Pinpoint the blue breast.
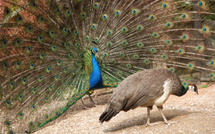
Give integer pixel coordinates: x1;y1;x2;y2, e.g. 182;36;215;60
89;54;103;89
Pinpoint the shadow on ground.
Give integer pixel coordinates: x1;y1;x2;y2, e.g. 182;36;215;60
103;109;195;132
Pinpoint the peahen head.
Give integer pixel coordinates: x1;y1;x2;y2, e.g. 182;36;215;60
92;47;98;55
188;84;198;94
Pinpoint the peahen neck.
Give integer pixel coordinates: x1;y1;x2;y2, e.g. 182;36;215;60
89;54;103;89
179;85;189;96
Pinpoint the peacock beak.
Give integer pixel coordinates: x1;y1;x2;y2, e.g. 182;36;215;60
95;53;99;57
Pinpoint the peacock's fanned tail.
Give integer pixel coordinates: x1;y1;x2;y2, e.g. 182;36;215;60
0;0;214;133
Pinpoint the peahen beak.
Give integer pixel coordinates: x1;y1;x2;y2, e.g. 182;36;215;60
195;90;198;95
194;85;198;95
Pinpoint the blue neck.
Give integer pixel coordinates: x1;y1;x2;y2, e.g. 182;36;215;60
181;85;188;95
89;54;103;89
176;85;188;96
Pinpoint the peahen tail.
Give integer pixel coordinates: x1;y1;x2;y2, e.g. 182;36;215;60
0;0;215;133
99;105;120;123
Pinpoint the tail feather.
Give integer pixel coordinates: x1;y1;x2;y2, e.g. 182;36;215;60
99;105;119;123
1;0;215;133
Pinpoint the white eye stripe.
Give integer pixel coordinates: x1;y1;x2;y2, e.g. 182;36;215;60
188;85;194;90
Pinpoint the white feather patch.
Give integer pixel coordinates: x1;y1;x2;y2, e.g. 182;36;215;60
154;80;171;107
188;85;194;91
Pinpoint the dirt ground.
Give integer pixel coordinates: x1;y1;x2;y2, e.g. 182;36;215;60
35;84;215;134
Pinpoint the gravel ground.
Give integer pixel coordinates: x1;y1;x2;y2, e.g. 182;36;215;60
35;84;215;134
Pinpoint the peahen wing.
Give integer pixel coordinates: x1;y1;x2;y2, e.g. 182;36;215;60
0;0;214;133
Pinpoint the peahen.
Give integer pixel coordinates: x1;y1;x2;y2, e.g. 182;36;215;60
0;0;214;133
99;68;198;125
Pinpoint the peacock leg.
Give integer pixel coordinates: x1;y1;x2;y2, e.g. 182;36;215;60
88;94;96;106
157;106;177;125
81;98;87;109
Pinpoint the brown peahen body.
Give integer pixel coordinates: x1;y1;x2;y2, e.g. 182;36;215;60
99;69;198;125
0;0;214;133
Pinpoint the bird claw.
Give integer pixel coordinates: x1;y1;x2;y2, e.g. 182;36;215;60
82;106;88;109
146;121;177;127
164;121;177;126
146;123;150;127
93;104;97;107
146;122;160;127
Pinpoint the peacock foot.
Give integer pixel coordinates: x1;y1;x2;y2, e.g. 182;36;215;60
164;121;177;126
82;106;88;109
92;104;97;107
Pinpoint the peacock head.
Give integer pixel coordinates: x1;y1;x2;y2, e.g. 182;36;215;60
188;84;198;95
92;47;98;55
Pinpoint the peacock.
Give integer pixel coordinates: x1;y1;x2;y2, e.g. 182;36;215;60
99;68;198;125
0;0;214;133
